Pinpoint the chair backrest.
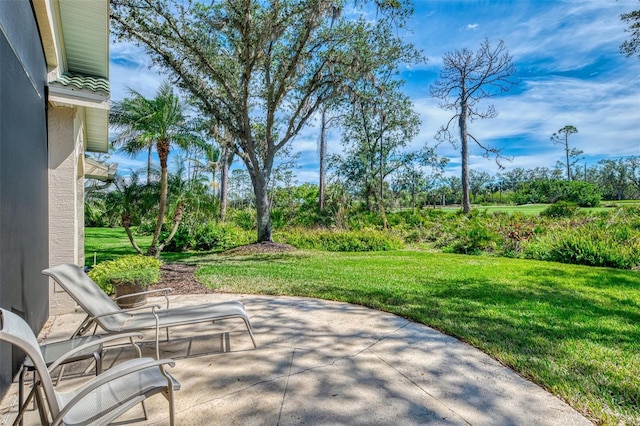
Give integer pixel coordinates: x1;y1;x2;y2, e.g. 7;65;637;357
42;264;128;332
0;308;61;419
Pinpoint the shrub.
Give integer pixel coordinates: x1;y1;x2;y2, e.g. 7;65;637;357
548;233;639;269
194;223;253;251
523;209;640;269
277;228;403;252
164;222;254;252
229;209;256;231
497;217;537;257
346;210;386;230
88;254;162;294
444;218;499;255
163;226;195;252
540;201;579;218
514;180;601;207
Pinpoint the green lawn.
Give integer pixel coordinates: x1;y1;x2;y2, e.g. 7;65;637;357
438;201;640;215
85;227;153;266
433;204;550;215
86;227;640;424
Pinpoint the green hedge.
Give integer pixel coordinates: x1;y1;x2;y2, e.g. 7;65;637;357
277;228;404;252
88;254;162;294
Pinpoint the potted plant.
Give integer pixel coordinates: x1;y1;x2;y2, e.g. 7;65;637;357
88;255;162;308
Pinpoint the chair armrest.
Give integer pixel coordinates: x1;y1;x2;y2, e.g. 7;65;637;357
47;332;144;373
113;287;173;300
52;357;177;426
87;303;163;322
86;304;162;360
75;304;162;359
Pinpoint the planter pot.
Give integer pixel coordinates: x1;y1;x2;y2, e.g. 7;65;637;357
113;281;147;309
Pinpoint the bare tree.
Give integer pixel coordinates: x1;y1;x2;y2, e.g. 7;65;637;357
551;125;581;181
430;38;517;213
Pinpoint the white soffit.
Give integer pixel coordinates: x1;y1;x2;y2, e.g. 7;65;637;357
54;0;110;153
58;0;109;79
85;108;109;153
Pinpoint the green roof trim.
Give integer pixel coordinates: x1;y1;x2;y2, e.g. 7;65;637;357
51;73;110;95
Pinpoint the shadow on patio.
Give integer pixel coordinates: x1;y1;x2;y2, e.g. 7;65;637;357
1;293;590;425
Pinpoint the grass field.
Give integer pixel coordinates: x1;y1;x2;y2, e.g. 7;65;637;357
438;201;640;215
86;226;640;424
85;227;153;266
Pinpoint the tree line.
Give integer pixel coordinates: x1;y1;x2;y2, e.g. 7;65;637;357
92;0;639;256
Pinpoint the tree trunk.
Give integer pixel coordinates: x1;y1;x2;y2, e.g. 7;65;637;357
122;214;143;254
147;139;169;257
219;146;231;222
253;172;272;242
319;109;327;212
565;143;571;181
147;145;153;185
157;203;184;252
411;181;416;212
459;101;471;214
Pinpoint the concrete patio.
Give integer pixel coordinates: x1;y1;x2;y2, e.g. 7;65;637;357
1;293;591;425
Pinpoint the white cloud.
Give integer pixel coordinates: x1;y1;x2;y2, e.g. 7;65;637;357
107;1;640;185
110;41;164;100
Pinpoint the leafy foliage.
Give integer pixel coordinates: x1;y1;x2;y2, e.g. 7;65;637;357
277;228;403;251
111;0;420;242
525;206;640;269
513;179;601;207
110;83;197;256
163;222;254;252
540;201;579;218
88;254;161;293
621;6;640;59
550;125;581;181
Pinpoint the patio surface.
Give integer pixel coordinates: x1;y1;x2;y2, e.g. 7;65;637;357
1;293;591;425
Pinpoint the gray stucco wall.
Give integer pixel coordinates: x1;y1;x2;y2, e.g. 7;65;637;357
0;1;50;395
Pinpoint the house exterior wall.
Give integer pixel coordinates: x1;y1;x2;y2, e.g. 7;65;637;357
48;106;86;315
0;1;50;395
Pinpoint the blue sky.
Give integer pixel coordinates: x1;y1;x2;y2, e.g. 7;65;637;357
109;0;640;183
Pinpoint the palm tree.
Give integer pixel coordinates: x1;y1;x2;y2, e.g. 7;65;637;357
193;117;235;222
110;82;195;256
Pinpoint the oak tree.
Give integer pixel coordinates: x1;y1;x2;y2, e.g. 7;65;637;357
111;0;415;242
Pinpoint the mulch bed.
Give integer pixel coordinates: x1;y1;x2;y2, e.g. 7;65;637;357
150;242;295;295
149;263;212;295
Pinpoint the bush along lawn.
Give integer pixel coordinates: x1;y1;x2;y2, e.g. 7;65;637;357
88;204;640;270
195;250;640;425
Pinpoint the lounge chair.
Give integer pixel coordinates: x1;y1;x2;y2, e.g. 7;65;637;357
42;264;257;355
0;308;179;425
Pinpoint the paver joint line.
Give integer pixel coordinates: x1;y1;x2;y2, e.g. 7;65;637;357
277;348;296;426
368;348;473;426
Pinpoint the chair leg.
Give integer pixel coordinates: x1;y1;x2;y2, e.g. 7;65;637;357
33;384;49;426
243;319;257;348
54;365;65;385
93;351;102;375
141;400;149;420
169;385;176;426
17;367;25;426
